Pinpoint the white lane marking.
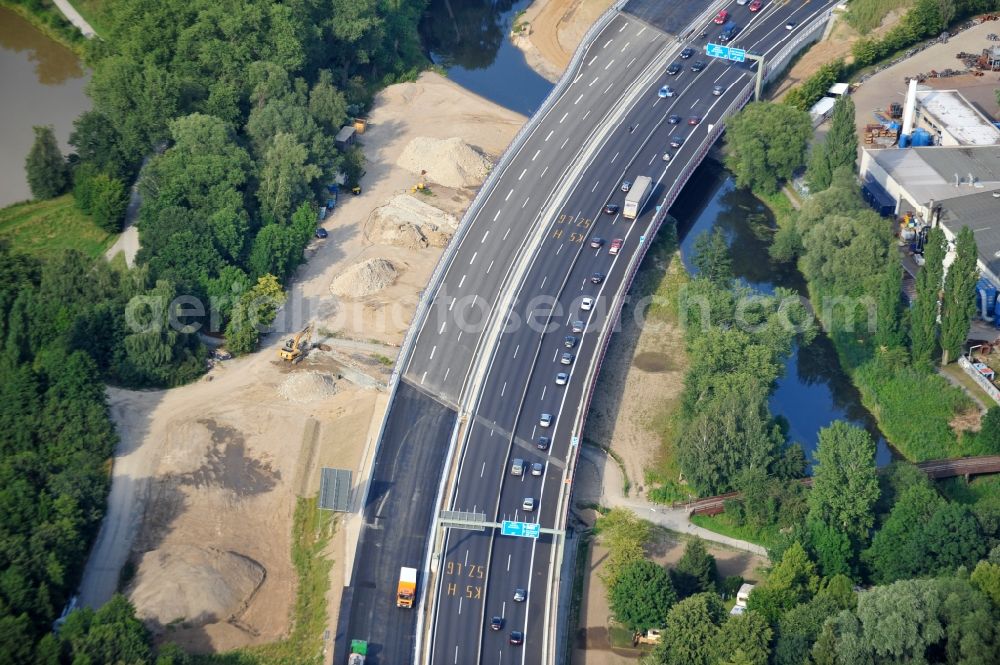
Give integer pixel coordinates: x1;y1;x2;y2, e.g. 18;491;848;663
503;227;511;240
465;550;470;566
430;346;436;359
587;55;597;66
505;188;513;201
561;137;569;149
649;154;656;166
487;260;494;274
574;94;584;105
519;169;526;180
583;110;590;120
421;371;427;384
481;462;486;477
502;601;507;618
611;151;619;163
627;56;636;68
552;349;559;362
457;331;463;342
573;74;582;84
589;76;599;87
618;23;626;32
493;210;500;221
545;130;554;141
513;344;520;359
482;230;489;243
560;112;568;123
507;554;512;571
541;166;548;177
540;275;547;289
522;197;530;208
602;38;612;48
470;251;477;264
690;98;701;109
604;59;614;70
532;149;540;161
439;321;446;333
501;382;507;396
458;597;462;615
541;385;547;400
620;42;630;52
556;243;563;255
444;367;450;381
454;646;459;665
458;275;466;288
637;26;646;36
604;82;614;94
591;181;600;192
449;298;456;311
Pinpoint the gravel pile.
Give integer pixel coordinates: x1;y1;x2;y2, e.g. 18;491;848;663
278;371;338;402
397;136;492;189
329;257;398;298
369;194;458;249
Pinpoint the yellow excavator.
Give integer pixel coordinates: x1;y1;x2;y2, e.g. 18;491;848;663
278;323;313;363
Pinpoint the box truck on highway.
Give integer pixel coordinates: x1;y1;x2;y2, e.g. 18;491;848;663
348;639;368;664
397;567;417;608
623;176;653;219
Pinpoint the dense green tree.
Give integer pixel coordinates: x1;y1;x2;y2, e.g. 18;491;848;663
671;537;717;598
609;559;676;633
808;422;879;541
649;593;726;665
746;542;818;624
725;102;812;194
58;594;152;664
712;612;772;665
597;508;651;589
972;560;1000;607
911;227;947;364
691;229;732;286
89;172;130;233
309;70;348;130
980;407;1000;452
25;125;69;200
256;132;321;223
875;254;905;349
225;274;286;355
784;60;845;112
807;519;854;578
823;96;858;176
155;643;193;664
940;226;978;364
806;139;832;192
69;110;133;181
772;593;840;665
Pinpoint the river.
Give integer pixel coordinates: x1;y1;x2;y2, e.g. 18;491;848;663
0;7;91;207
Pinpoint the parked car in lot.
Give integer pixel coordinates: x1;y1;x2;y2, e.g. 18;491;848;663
315;228;328;239
609;238;623;255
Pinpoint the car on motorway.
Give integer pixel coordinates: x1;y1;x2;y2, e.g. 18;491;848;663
603;203;619;215
688;116;702;126
491;616;503;631
785;21;796;30
657;85;675;98
714;9;729;24
540;413;553;427
666;62;681;75
691;60;706;72
511;458;524;476
749;0;763;11
510;631;524;646
571;320;585;333
609;238;623;255
712;84;725;96
670;135;685;148
522;497;535;512
564;335;577;348
514;588;526;602
621;180;631;192
668;114;681;124
536;436;550;450
590;237;604;249
561;352;574;365
315;227;328;239
591;272;604;284
680;47;694;59
581;297;594;311
531;462;544;476
662;152;671;161
555;372;568;385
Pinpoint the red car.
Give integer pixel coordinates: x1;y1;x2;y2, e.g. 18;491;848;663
714;9;729;24
609;238;623;255
749;0;763;11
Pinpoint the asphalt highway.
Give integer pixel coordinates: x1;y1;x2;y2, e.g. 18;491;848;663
428;1;839;664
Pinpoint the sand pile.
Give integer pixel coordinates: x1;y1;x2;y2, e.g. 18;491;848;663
397;137;492;188
278;371;338;402
330;258;398;298
128;545;265;631
369;194;458;249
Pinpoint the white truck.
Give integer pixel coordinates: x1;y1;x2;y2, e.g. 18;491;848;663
623;176;653;219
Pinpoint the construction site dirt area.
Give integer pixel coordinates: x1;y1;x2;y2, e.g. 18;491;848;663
515;0;616;81
80;71;525;654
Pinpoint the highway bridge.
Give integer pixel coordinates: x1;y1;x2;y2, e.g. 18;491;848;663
335;0;838;663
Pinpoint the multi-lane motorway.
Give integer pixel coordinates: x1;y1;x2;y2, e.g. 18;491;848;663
337;1;837;663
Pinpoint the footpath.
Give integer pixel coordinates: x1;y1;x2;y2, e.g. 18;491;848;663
579;445;769;557
52;0;97;38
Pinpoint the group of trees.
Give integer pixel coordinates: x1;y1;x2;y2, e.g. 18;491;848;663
724;102;813;195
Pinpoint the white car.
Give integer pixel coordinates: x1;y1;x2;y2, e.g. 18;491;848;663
531;462;544;477
555;372;568;385
522;497;536;512
540;413;553;427
514;588;526;602
581;297;594;311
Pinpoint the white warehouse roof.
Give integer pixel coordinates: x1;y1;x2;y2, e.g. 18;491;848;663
916;89;1000;146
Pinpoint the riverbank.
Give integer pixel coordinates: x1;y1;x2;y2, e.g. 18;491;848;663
0;0;88;55
513;0;615;82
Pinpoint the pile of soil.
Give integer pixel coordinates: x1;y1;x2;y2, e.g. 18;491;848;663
368;194;458;249
277;371;338;402
329;258;398;298
397;136;492;189
128;545;265;631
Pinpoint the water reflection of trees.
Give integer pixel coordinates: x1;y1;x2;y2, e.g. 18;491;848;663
0;8;85;85
421;0;517;70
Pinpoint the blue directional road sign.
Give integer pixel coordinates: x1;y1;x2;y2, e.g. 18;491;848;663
706;43;729;59
729;47;746;63
501;520;541;539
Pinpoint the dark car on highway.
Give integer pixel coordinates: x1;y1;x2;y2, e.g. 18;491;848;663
668;114;681;124
691;60;706;72
666;62;681;75
591;273;604;284
688;116;701;126
590;237;604;249
536;436;550;450
510;631;524;646
603;203;619;215
670;135;685;148
491;616;503;631
680;47;694;59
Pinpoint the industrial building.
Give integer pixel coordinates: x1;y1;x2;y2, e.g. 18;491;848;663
912;88;1000;146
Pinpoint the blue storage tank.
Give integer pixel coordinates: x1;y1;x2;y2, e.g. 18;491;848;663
911;128;933;146
898;134;910;148
977;278;998;321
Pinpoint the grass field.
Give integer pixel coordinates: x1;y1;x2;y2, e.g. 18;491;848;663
689;514;783;551
70;0;111;37
0;195;117;261
844;0;910;35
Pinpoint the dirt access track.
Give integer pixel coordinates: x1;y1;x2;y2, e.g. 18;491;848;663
77;73;524;653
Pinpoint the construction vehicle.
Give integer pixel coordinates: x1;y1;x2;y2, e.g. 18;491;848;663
278;323;313;363
348;639;368;664
623;176;653;219
396;567;417;608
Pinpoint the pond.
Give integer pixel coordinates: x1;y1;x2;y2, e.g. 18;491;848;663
674;159;893;467
0;8;91;207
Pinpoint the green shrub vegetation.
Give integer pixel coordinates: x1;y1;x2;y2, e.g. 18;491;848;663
0;195;117;261
844;0;912;34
